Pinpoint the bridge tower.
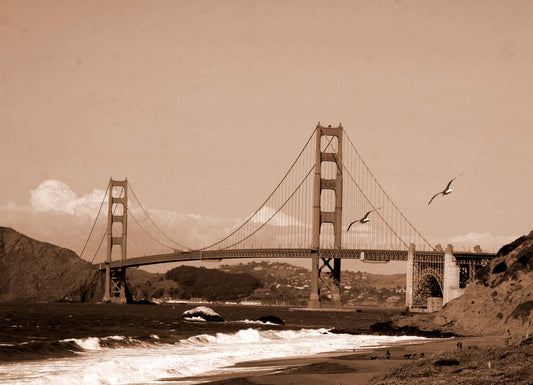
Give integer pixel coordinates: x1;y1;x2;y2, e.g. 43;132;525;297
103;178;128;303
309;123;343;309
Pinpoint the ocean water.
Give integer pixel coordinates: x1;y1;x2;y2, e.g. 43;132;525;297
0;303;428;384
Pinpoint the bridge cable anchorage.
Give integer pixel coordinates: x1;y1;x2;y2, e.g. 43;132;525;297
90;185;124;264
198;128;317;251
80;182;109;260
127;181;191;251
213;165;314;251
343;132;433;251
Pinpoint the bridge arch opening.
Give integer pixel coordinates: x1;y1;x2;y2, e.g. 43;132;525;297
415;273;443;307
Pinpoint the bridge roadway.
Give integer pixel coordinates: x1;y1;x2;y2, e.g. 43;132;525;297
96;248;496;270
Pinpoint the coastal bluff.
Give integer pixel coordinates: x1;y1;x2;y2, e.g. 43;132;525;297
397;230;533;339
0;226;104;302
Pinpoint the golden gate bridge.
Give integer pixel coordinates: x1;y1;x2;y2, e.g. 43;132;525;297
80;124;495;310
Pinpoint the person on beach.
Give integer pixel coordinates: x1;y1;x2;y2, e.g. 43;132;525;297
386;350;390;360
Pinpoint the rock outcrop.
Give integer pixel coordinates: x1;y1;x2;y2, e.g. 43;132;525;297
397;230;533;339
257;315;285;325
0;227;104;302
181;306;225;322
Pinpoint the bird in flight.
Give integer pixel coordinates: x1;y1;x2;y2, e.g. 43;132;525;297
427;174;463;205
347;208;381;231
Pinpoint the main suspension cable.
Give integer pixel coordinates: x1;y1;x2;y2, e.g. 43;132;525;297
219;165;315;251
89;185;124;264
344;132;433;250
200;128;316;251
80;182;109;259
128;182;191;251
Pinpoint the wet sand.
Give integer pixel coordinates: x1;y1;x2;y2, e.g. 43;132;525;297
186;336;511;385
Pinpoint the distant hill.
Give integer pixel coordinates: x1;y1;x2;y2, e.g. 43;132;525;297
164;265;262;300
221;261;405;288
221;261;406;307
397;230;533;339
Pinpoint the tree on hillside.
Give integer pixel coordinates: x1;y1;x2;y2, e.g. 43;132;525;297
164;265;262;301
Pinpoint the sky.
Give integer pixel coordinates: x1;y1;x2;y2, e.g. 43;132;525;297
1;0;532;274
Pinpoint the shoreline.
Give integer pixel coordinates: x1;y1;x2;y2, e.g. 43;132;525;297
180;335;509;385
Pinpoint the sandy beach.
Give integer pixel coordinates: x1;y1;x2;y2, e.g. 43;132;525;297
184;335;521;385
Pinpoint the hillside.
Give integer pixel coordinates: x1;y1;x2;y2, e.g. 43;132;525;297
0;226;103;302
163;265;262;300
396;230;533;340
221;261;406;307
0;227;166;303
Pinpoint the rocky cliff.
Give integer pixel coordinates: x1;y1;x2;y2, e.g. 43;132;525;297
0;226;104;302
397;230;533;339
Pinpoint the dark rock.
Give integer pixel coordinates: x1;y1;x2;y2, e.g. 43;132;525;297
434;358;460;366
367;321;456;338
130;299;157;305
492;261;507;274
257;315;284;325
510;301;533;321
497;236;527;258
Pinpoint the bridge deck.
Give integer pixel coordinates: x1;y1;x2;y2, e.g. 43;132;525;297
95;248;496;270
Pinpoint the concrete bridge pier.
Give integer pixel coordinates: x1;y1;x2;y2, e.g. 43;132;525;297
405;243;414;309
443;244;463;304
308;254;320;308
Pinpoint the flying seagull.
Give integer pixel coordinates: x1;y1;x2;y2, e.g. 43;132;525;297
347;208;381;231
427;174;462;205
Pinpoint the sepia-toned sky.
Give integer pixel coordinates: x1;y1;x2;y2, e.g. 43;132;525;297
1;0;532;273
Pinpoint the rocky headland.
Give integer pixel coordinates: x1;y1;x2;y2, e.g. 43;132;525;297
0;226;104;302
0;226;162;303
395;230;533;341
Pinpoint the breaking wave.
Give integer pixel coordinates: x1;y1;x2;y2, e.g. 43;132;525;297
0;328;430;384
0;335;158;362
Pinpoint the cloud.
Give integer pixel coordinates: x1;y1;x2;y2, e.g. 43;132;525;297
147;208;242;249
30;180;106;215
2;179;249;255
437;232;519;253
250;206;305;227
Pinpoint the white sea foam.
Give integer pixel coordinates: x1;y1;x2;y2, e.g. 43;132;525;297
107;336;125;340
61;335;132;351
0;329;430;385
237;319;276;325
63;337;102;351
